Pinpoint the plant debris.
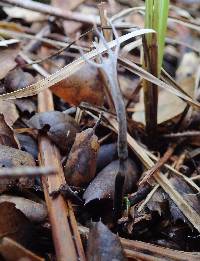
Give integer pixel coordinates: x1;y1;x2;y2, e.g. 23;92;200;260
0;0;199;260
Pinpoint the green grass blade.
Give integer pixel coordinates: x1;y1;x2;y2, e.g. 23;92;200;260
157;0;169;73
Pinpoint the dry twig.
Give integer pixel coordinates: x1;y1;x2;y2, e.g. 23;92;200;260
0;0;99;24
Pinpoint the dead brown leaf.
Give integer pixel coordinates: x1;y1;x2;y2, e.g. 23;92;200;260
0;100;19;126
0;195;47;223
51;64;104;106
0;145;35;192
169;176;200;225
28;111;79;153
4;68;36;115
0;43;20;80
17;134;38;159
87;221;126;261
0;113;19;148
64;128;100;187
4;68;35;93
83;159;139;205
146;187;168;216
0;202;34;247
96;143;117;173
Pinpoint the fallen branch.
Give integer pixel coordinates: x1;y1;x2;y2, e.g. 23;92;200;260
38;89;85;261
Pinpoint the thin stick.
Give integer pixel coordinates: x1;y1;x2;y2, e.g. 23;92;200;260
139;143;177;185
0;166;56;178
38;90;85;261
98;3;115;111
32;46;85;259
0;0;99;24
163;131;200;138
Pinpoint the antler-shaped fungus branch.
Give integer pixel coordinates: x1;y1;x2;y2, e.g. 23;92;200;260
81;21;128;221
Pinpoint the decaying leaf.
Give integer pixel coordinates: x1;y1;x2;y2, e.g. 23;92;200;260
64;128;100;187
0;237;44;261
83;159;138;205
0;202;34;247
52;0;82;35
87;221;126;261
15;98;36;115
96;143;117;173
0;113;19;148
3;6;46;22
0;100;19;126
17;134;38;159
0;42;20;80
146;187;168;216
0;195;47;223
4;68;36;115
0;145;35;192
169;176;200;225
147;175;200;226
28;111;79;153
4;68;35;93
51;64;104;106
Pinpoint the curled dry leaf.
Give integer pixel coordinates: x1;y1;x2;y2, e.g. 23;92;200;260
4;68;35;93
147;176;200;226
169;176;200;225
0;42;20;80
28;111;79;153
51;64;104;106
83;159;139;205
146;187;168;216
0;195;47;223
4;68;36;115
0;100;18;126
0;237;44;261
17;134;38;159
64;128;99;187
0;202;34;247
87;221;126;261
15;98;36;115
0;145;35;192
96;143;117;173
0;113;19;148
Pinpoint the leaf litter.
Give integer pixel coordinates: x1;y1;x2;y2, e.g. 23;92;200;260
0;0;199;260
